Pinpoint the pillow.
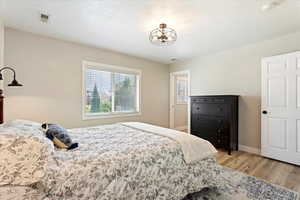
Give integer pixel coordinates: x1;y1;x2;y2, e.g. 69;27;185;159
1;120;53;148
0;120;54;186
4;119;42;130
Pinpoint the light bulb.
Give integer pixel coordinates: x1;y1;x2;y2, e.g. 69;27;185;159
261;4;271;11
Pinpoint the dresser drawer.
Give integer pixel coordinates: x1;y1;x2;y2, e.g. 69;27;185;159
212;98;225;103
191;103;227;117
191;97;226;103
191;98;212;103
191;130;217;145
191;117;223;132
192;126;229;149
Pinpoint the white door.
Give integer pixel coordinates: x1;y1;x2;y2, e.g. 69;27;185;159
261;51;300;165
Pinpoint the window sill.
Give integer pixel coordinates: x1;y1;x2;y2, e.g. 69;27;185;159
82;112;141;120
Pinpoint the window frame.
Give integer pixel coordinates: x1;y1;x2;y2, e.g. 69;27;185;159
82;61;142;120
175;75;188;105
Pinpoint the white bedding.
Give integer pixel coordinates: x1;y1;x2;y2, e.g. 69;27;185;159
0;120;54;186
0;120;223;200
122;122;217;163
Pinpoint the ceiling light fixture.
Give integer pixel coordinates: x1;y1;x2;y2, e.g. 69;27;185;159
149;23;177;46
261;0;286;11
40;13;49;23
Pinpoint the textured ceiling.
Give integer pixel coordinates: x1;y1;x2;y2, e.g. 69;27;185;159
1;0;300;63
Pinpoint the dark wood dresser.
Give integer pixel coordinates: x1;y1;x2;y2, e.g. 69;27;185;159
190;95;239;155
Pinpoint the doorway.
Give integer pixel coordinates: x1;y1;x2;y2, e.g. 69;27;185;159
170;70;190;133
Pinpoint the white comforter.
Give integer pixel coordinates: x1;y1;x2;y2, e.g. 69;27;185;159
122;122;217;163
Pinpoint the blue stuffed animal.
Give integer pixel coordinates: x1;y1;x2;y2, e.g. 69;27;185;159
41;123;78;150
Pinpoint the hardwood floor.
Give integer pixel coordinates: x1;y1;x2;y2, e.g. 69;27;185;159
216;150;300;193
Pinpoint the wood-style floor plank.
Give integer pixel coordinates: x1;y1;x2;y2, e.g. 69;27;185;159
217;150;300;193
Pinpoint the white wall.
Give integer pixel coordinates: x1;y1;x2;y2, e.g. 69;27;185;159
4;28;169;128
0;18;3;66
170;30;300;149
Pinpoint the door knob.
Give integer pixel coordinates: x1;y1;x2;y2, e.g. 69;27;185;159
262;110;268;114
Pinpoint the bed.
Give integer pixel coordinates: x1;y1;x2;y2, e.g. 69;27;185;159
0;120;222;200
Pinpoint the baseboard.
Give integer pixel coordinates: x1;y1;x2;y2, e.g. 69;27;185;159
238;145;261;155
174;126;188;131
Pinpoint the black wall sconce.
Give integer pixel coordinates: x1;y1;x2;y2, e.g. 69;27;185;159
0;67;23;123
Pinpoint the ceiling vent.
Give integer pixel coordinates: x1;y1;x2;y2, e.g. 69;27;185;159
40;13;49;23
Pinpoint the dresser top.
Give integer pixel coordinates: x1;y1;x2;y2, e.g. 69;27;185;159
190;95;239;97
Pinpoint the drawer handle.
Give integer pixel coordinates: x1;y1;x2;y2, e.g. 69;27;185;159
197;107;200;110
214;99;225;102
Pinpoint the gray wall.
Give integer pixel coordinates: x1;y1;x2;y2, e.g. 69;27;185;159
170;31;300;149
4;28;169;128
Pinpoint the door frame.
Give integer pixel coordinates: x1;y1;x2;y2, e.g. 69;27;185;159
170;70;191;133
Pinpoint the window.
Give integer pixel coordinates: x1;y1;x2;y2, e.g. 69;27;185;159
176;76;188;104
83;61;141;119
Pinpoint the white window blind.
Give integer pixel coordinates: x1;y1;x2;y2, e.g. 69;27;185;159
176;76;188;104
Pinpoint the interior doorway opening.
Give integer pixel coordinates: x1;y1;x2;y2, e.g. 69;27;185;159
170;70;190;133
